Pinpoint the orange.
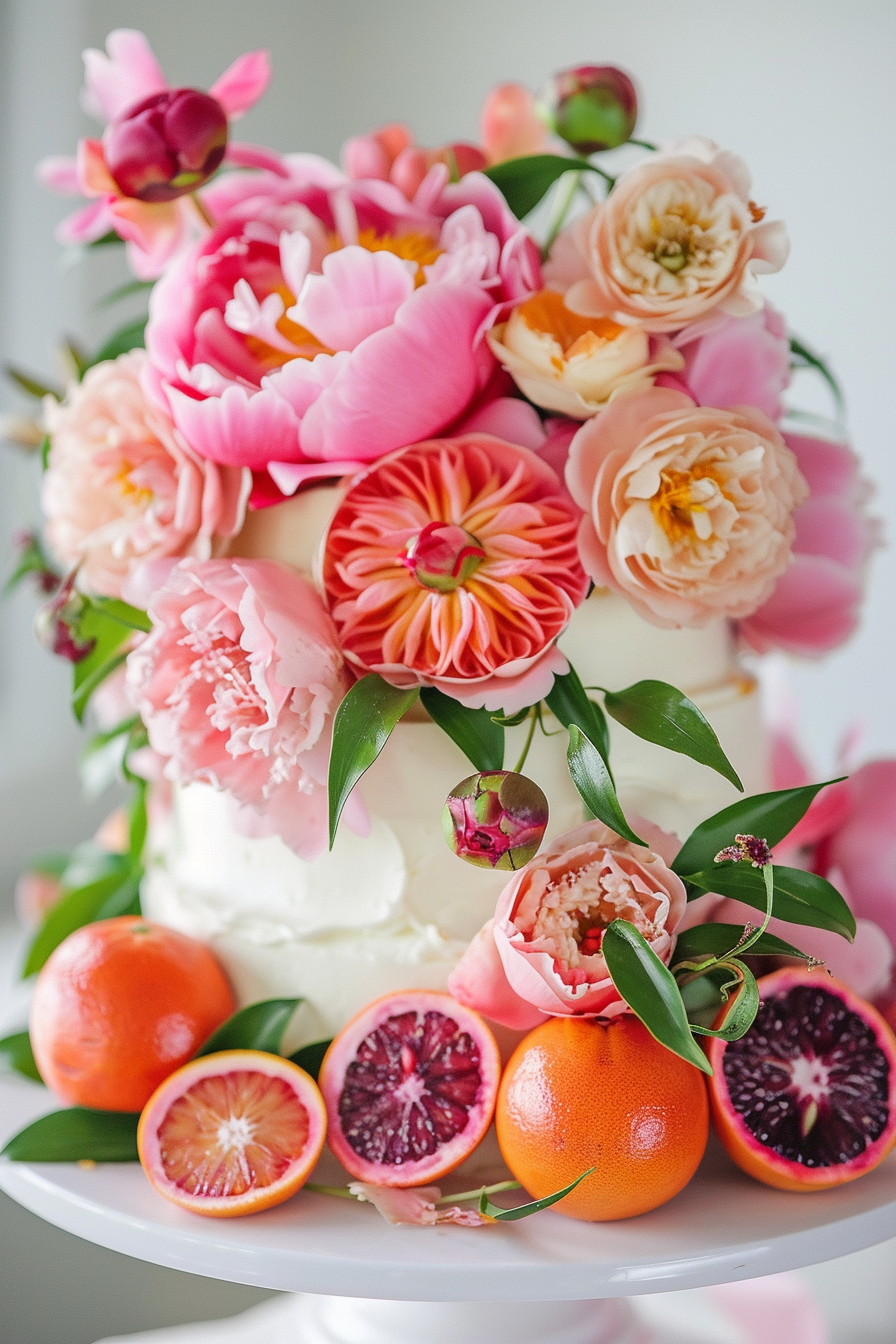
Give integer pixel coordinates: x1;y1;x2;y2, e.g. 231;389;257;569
496;1014;709;1221
138;1050;327;1218
30;916;235;1112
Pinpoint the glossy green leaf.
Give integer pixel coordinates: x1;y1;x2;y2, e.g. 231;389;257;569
603;680;742;790
328;676;419;846
0;1030;43;1083
601;919;712;1074
683;864;855;941
688;960;760;1041
88;317;147;367
86;231;125;249
789;336;845;413
566;726;644;845
23;858;141;977
3;1108;139;1162
127;779;148;862
672;922;820;964
4;364;62;401
94;279;154;310
483;154;595;218
479;1166;595;1220
490;706;532;727
420;687;504;771
289;1039;332;1082
4;532;58;594
671;781;842;880
197;999;301;1057
90;597;152;633
546;665;611;763
40;435;51;469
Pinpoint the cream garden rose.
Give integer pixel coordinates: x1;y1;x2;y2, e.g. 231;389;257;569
565;386;808;628
487;288;684;418
545;139;789;333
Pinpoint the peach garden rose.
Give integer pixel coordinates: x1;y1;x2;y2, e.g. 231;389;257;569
565;386;808;628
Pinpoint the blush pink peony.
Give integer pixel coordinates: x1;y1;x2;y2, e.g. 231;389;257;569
565;386;808;628
545;138;788;333
448;818;687;1028
737;431;881;656
673;307;791;422
126;557;355;857
42;350;248;597
321;434;588;712
143;159;541;489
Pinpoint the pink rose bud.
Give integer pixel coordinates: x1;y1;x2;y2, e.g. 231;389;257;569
33;576;95;663
102;88;228;202
539;64;638;154
442;771;549;870
402;521;486;593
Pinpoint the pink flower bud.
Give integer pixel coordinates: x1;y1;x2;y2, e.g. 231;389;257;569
102;88;228;202
539;65;638;154
402;521;486;592
33;575;95;663
442;771;549;870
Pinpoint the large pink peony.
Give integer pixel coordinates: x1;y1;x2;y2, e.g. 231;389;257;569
545;138;788;333
565;386;808;628
448;819;687;1028
126;558;355;857
321;434;588;713
737;431;880;656
143;160;541;487
42;351;248;597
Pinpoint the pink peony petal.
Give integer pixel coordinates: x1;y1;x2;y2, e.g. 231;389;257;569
77;138;117;196
448;922;549;1031
55;198;115;246
81;29;167;124
36;155;81;194
739;554;863;657
208;50;271;119
293;246;417;352
829;761;896;947
167;384;301;469
267;458;360;495
481;83;549;164
223;141;290;176
454;396;546;450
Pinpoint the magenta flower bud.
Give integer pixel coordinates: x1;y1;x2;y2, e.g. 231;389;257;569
442;771;549;870
539;64;638;154
102;88;228;202
402;521;486;592
33;577;95;663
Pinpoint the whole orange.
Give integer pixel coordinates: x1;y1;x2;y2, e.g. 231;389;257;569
496;1014;709;1221
30;916;235;1112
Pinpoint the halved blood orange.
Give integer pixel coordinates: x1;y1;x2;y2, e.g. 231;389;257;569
318;990;501;1187
707;968;896;1192
137;1050;327;1217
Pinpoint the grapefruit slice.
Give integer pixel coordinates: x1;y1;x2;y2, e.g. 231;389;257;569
319;990;501;1187
707;968;896;1192
137;1050;327;1217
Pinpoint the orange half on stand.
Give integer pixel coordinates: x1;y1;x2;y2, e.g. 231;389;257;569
138;1050;327;1217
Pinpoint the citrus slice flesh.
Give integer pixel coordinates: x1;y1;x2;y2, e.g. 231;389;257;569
138;1050;327;1217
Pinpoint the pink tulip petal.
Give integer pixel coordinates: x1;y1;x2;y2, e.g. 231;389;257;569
294;247;416;352
208;50;271;119
167;384;301;469
448;922;549;1031
36;155;81;194
82;29;167;124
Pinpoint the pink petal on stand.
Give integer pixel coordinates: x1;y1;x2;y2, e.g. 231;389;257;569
81;29;168;123
708;1274;828;1344
209;50;272;119
293;247;417;352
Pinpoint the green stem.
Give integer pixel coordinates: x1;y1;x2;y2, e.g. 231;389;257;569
436;1180;520;1206
513;709;538;774
674;865;776;987
191;193;215;230
737;864;775;956
628;137;658;151
541;170;582;259
305;1183;358;1200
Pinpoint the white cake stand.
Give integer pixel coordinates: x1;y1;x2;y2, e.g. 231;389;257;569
2;1070;894;1344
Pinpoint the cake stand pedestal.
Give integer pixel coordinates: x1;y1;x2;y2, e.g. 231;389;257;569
0;1071;886;1344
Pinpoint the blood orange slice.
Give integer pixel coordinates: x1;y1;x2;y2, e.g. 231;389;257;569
137;1050;327;1217
319;990;501;1187
707;968;896;1192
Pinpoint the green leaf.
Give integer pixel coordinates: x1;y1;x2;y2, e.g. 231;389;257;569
87;317;147;368
683;864;855;941
86;231;125;249
688;961;760;1041
40;435;51;470
483;153;595;218
23;858;141;977
601;919;712;1074
4;364;62;401
94;279;154;310
197;999;301;1057
566;726;644;845
546;665;611;763
289;1039;332;1082
0;1031;43;1083
62;337;90;380
80;718;138;797
328;676;419;847
672;922;821;963
420;687;504;771
127;779;148;862
671;780;842;880
4;532;58;595
91;597;152;633
603;680;743;791
69;598;147;722
72;650;129;723
3;1108;139;1162
490;706;532;727
789;336;845;413
479;1167;595;1220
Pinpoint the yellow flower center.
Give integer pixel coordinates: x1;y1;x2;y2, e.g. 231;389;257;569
517;289;626;358
651;465;726;545
355;227;444;286
115;461;152;506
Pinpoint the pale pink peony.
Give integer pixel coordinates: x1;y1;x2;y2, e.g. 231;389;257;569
673;307;791;422
143;160;540;486
480;84;550;164
321;435;588;713
41;351;248;598
546;138;788;333
565;386;808;628
38;30;271;278
126;557;355;857
738;431;881;656
448;818;687;1027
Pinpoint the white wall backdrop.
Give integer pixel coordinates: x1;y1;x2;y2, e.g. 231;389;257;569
0;3;894;1341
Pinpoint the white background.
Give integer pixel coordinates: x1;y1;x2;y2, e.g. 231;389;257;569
1;3;895;1340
